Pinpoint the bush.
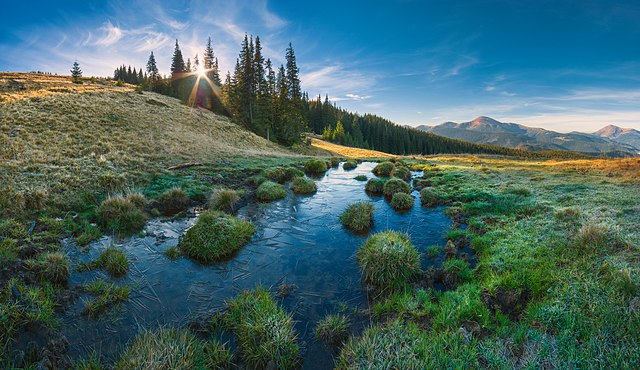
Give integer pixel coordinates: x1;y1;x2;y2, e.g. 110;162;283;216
340;202;374;233
391;166;411;181
420;188;449;207
157;188;190;216
356;231;421;289
37;252;70;284
304;160;328;174
372;161;395;177
390;193;414;211
292;177;317;194
256;181;286;201
383;178;411;197
365;178;387;194
315;314;349;346
116;328;232;369
179;211;254;263
337;320;427;369
208;188;239;213
224;288;299;369
412;178;431;191
343;161;357;170
354;175;368;181
97;194;147;235
95;246;129;277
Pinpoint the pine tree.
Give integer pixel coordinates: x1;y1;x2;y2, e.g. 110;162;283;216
193;54;200;72
185;58;191;74
203;37;221;85
146;51;160;90
170;39;186;78
71;61;82;84
285;43;302;101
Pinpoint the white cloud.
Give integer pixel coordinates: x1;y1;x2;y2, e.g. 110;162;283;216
95;21;123;46
301;64;376;97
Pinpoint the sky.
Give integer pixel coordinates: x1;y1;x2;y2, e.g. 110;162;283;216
1;0;639;132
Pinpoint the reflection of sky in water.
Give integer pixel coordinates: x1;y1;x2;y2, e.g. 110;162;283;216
58;162;452;369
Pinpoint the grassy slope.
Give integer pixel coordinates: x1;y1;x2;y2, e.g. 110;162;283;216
0;73;303;214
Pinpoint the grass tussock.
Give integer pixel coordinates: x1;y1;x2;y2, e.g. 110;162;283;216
372;161;395;177
94;246;129;277
339;201;374;233
383;178;411;197
208;188;240;213
157;188;190;216
304;159;328;174
291;177;317;194
97;194;147;235
365;178;387;194
224;288;299;369
35;252;70;284
315;314;350;346
83;280;130;317
391;166;411;181
256;181;286;201
390;193;414;211
343;161;358;170
357;231;421;289
412;178;431;191
354;174;367;181
420;188;449;207
116;328;232;369
179;211;254;263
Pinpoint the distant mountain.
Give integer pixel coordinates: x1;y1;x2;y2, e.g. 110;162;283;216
593;125;640;151
416;116;638;157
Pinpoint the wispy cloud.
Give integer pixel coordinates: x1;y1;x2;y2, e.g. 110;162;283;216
95;21;123;46
301;64;376;97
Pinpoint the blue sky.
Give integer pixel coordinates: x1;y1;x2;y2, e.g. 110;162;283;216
1;0;639;131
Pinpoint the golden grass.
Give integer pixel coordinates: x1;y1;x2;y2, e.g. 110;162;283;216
0;73;299;209
311;138;396;158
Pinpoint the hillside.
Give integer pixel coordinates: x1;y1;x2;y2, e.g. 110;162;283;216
417;116;638;157
0;73;299;211
594;124;640;150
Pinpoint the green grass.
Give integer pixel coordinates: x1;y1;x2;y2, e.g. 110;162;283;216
116;328;232;369
156;188;190;216
365;178;387;194
356;231;421;289
179;211;254;263
256;180;286;201
339;201;374;233
412;178;431;191
420;187;450;207
354;174;367;181
390;193;414;211
315;314;350;346
35;252;70;284
0;239;18;268
224;287;299;369
343;160;357;170
304;159;328;174
94;246;129;277
329;157;342;167
163;246;182;260
291;176;317;194
383;178;411;197
96;194;147;235
372;161;395;177
391;166;411;181
208;188;240;213
83;280;130;317
76;224;101;246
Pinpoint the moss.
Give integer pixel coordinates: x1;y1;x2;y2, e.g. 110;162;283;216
372;161;395;177
157;188;190;216
339;201;374;233
420;188;449;207
391;166;411;181
95;246;129;277
365;178;387;194
96;194;147;235
0;239;18;268
256;181;286;201
304;159;328;174
337;320;428;369
357;231;420;289
390;193;414;211
83;280;130;317
343;161;357;170
291;177;317;194
116;328;232;369
224;288;299;369
383;178;411;197
179;211;254;263
208;188;239;213
315;314;349;346
354;175;367;181
37;252;70;284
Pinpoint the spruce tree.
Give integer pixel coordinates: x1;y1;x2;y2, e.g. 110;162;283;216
203;37;221;85
170;39;186;78
146;51;160;90
285;43;302;101
193;53;200;72
70;61;82;84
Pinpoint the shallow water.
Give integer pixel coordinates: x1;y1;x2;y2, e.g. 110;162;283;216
57;162;454;368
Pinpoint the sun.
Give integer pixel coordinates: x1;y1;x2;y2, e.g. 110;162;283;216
196;64;206;76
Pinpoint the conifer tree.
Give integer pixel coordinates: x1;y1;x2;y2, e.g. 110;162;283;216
170;39;186;78
193;54;200;72
203;37;221;85
71;61;82;83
